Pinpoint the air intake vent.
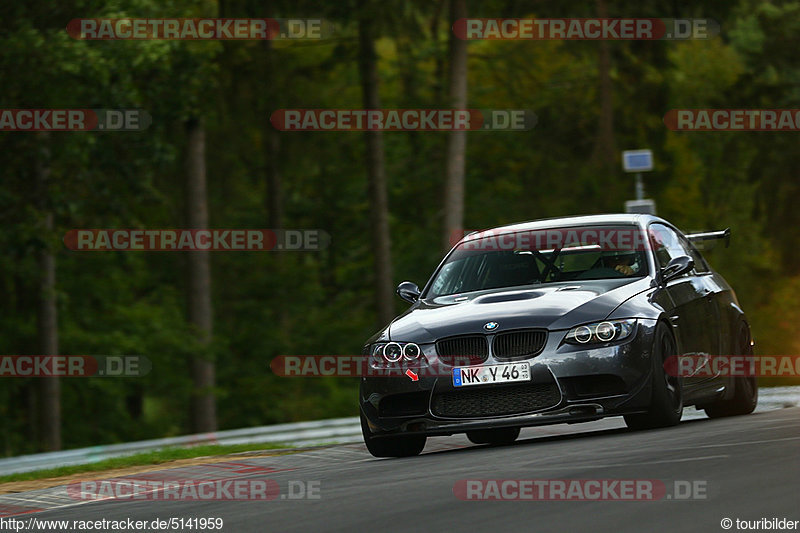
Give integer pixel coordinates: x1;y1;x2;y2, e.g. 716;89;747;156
432;382;561;418
493;329;547;360
436;335;488;366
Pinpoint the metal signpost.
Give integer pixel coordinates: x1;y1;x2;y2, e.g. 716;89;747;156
622;149;656;214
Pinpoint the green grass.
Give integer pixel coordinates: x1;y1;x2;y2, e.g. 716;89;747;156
0;443;290;484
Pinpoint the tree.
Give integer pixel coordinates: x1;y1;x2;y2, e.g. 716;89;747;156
442;0;468;251
591;0;616;167
185;117;217;433
35;131;60;451
358;0;395;326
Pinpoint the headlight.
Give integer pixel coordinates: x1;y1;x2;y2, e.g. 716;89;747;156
402;343;421;360
565;319;636;345
383;342;403;362
370;342;428;364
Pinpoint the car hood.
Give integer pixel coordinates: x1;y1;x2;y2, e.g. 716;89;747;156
388;278;653;343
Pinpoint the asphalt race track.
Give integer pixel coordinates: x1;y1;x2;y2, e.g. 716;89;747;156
7;406;800;533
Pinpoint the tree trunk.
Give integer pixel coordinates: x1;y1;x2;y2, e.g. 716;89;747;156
185;118;216;433
261;34;290;338
261;32;283;231
35;131;60;451
358;4;394;326
591;0;616;167
442;0;468;252
266;128;282;230
430;0;447;104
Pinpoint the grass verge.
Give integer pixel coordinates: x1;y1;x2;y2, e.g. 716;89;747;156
0;442;289;484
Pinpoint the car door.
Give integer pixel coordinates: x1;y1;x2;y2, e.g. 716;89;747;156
649;224;715;392
677;233;722;356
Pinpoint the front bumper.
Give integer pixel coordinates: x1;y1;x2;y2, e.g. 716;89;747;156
360;319;657;437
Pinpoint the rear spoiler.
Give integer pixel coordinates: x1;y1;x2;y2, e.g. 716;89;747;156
685;228;731;248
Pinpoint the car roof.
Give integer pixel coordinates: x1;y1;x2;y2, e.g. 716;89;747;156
461;213;669;243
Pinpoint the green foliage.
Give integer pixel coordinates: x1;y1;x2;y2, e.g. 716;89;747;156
1;0;799;456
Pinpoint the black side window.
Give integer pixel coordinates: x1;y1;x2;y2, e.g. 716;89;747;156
649;224;690;270
679;236;710;274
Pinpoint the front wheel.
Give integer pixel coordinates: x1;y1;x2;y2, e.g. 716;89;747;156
624;322;683;430
360;411;426;458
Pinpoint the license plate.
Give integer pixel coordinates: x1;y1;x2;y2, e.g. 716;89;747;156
452;362;530;387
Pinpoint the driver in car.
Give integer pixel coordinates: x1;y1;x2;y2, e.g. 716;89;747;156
604;252;638;275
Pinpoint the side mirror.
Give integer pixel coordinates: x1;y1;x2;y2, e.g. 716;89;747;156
661;255;694;283
396;281;421;303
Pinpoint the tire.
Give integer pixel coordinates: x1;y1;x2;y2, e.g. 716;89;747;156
466;427;520;446
624;322;683;430
360;411;426;458
704;324;758;418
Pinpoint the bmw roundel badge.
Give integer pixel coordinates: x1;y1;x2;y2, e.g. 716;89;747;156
484;322;499;331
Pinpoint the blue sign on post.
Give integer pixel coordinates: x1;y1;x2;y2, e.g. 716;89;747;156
622;149;653;173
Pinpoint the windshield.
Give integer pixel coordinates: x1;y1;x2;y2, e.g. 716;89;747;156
426;225;648;298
